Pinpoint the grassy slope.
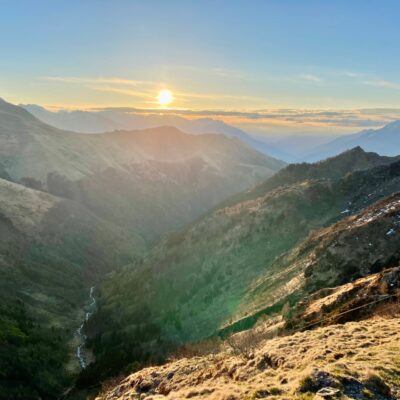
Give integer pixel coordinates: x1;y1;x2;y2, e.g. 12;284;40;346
98;317;400;400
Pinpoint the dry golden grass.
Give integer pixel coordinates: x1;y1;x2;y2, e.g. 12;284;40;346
98;317;400;400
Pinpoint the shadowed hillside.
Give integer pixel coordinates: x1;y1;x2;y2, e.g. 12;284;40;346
0;99;285;241
0;178;143;399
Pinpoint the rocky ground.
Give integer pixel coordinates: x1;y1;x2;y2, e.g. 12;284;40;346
97;317;400;400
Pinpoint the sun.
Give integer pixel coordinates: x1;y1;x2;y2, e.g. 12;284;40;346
157;89;174;106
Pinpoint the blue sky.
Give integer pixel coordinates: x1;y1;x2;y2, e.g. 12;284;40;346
1;0;400;133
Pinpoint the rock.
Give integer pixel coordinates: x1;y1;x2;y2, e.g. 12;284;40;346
254;389;270;398
315;387;341;398
136;380;153;393
311;369;340;389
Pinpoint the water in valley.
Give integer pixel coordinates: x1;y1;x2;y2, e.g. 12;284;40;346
76;286;96;369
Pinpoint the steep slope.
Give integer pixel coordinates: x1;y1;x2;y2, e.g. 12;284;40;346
306;120;400;161
232;146;399;204
288;266;400;330
48;130;283;241
1;99;284;240
98;317;400;400
0;178;143;399
234;192;400;331
85;154;400;382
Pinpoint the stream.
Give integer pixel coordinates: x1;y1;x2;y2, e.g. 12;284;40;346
76;286;96;369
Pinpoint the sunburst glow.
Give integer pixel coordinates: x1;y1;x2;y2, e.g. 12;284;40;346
157;89;174;106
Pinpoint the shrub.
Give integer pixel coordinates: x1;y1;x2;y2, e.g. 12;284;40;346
297;375;316;393
364;373;391;396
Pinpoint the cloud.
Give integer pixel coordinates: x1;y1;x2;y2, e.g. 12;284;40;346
40;76;155;87
37;73;400;130
39;75;263;103
86;85;152;99
362;79;400;90
85;106;398;129
341;71;368;78
298;74;323;83
172;65;249;80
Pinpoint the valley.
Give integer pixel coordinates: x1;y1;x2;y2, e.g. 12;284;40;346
3;4;400;399
1;99;400;400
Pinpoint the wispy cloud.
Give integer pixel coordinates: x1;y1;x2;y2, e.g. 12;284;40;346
86;85;152;99
172;65;249;80
37;72;400;130
40;76;156;87
362;79;400;90
85;105;399;129
40;76;169;102
298;74;323;83
341;71;368;78
39;75;264;104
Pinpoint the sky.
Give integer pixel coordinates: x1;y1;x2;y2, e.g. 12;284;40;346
2;0;400;135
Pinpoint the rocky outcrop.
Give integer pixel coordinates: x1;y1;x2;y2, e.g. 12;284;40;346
288;267;400;330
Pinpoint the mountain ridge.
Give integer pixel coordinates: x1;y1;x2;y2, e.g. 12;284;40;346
1;99;285;241
22;103;285;159
306;120;400;161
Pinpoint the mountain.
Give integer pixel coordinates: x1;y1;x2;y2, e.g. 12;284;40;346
234;191;400;332
22;104;283;159
289;266;400;330
306;120;400;161
0;177;142;399
3;100;283;183
0;98;286;396
90;160;400;400
80;149;400;383
252;133;341;163
1;99;285;241
221;146;399;206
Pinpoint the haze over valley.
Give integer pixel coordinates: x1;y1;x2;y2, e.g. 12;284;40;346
2;2;400;400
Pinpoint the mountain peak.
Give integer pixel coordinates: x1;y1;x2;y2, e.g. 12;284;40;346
346;145;364;153
306;120;400;161
0;97;40;121
382;119;400;131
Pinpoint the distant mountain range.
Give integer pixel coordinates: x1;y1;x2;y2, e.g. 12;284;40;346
22;103;287;160
305;120;400;161
22;103;400;163
1;99;285;241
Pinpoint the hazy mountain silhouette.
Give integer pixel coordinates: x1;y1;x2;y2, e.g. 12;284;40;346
306;120;400;161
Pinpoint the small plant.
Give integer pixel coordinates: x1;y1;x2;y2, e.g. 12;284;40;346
297;375;316;393
296;393;314;400
269;387;283;395
226;330;260;359
364;373;391;396
362;388;374;398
